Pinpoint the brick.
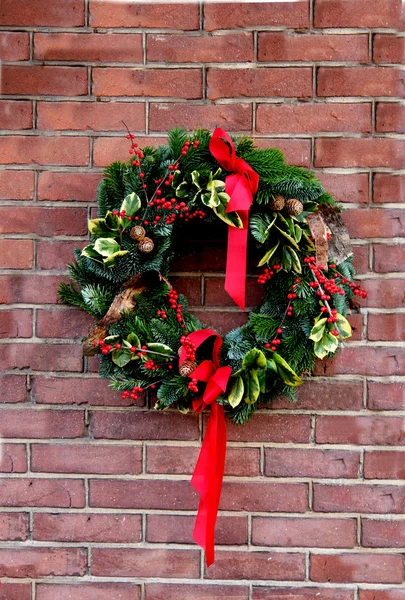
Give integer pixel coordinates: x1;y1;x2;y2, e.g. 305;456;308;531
317;416;405;446
0;513;28;541
32;443;142;475
36;309;93;340
37;101;146;132
225;415;310;443
252;517;356;548
146;514;248;545
93;136;164;167
362;519;405;548
259;32;368;62
31;375;145;407
0;408;84;439
320;347;405;377
0;32;29;60
190;309;248;335
91;548;199;578
37;241;86;271
373;174;405;203
314;0;405;28
0;240;34;270
318;67;405;98
93;68;202;98
374;35;405;64
364;451;405;479
265;448;360;479
0;170;34;200
314;484;405;514
0;0;84;26
0;136;89;166
37;584;140;600
219;482;308;512
35;33;142;62
310;553;403;584
0;101;32;130
148;32;253;63
0;375;27;403
368;382;405;411
33;512;141;543
257;102;371;134
0;478;84;508
0;444;27;472
374;244;405;273
254;138;311;167
1;66;87;96
343;208;405;239
253;588;353;600
368;314;405;341
38;172;101;202
0;274;68;304
90;1;199;29
90;479;197;510
90;410;199;440
316;173;369;204
205;551;305;581
352;245;370;274
360;593;405;600
273;380;363;411
147;444;259;476
376;103;405;133
0;206;86;236
0;584;30;600
204;2;309;30
315;138;405;169
208;68;312;100
362;279;405;308
0;342;83;372
0;547;86;578
146;585;248;600
150;102;252;132
0;310;32;339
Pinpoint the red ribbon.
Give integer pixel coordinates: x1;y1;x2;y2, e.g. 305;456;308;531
180;329;232;566
209;128;259;311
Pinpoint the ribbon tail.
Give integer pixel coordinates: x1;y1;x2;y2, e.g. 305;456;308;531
191;403;227;566
225;225;248;311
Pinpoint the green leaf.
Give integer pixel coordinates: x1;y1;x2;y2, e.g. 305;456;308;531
81;244;102;260
275;225;300;250
289;247;302;274
94;238;121;257
191;170;202;190
105;212;121;231
103;250;129;267
242;348;267;370
243;370;260;404
202;185;221;208
309;317;327;342
146;342;174;361
250;213;273;244
322;331;339;353
228;376;244;408
314;339;329;359
111;348;132;367
282;246;292;271
335;313;352;339
294;224;303;243
120;192;141;217
104;335;120;345
258;241;279;267
88;218;116;238
176;181;188;198
272;353;302;387
257;368;266;393
127;332;141;348
266;359;278;375
212;197;243;229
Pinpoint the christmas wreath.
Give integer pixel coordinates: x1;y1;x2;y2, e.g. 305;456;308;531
59;127;366;564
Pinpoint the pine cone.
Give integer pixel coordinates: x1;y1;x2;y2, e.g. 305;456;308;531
130;225;146;242
269;195;285;211
138;237;154;254
179;360;196;377
285;199;303;216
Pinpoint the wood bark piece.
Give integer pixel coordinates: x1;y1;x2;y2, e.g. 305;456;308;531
319;205;353;264
306;212;328;268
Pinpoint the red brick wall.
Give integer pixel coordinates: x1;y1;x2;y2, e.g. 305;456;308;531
0;1;404;598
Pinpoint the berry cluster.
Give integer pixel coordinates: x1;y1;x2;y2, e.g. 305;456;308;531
257;264;281;284
181;139;200;156
130;344;148;357
144;359;158;371
329;264;368;299
264;327;283;352
180;335;196;362
168;289;185;327
157;308;167;320
122;385;143;401
188;378;199;393
93;338;121;354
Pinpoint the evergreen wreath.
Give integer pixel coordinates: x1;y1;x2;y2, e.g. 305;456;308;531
60;127;367;426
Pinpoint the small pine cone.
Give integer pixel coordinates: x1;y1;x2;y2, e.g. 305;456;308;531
138;237;154;254
285;199;303;216
269;195;285;211
130;225;146;242
179;360;196;377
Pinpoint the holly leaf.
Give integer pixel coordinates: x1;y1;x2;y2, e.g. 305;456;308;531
81;244;102;260
103;250;129;267
322;331;339;353
176;181;188;198
104;335;120;345
309;317;327;342
275;225;300;250
146;342;174;361
105;211;121;231
335;313;352;339
242;348;267;370
258;240;279;267
289;247;302;274
94;238;121;257
111;348;132;367
88;218;116;238
212;196;243;229
120;192;141;217
272;352;302;387
314;339;329;359
243;370;260;404
191;170;202;191
294;224;303;243
127;332;141;348
228;376;244;408
282;246;292;271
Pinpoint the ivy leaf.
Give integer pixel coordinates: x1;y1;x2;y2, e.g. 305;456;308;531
272;353;302;387
228;376;244;408
258;240;279;267
242;348;267;370
103;250;129;267
243;370;260;404
120;192;141;217
309;317;327;342
335;313;352;339
111;348;132;367
94;238;121;257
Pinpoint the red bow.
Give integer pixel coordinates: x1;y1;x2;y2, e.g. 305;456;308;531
180;329;232;566
209;128;259;310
